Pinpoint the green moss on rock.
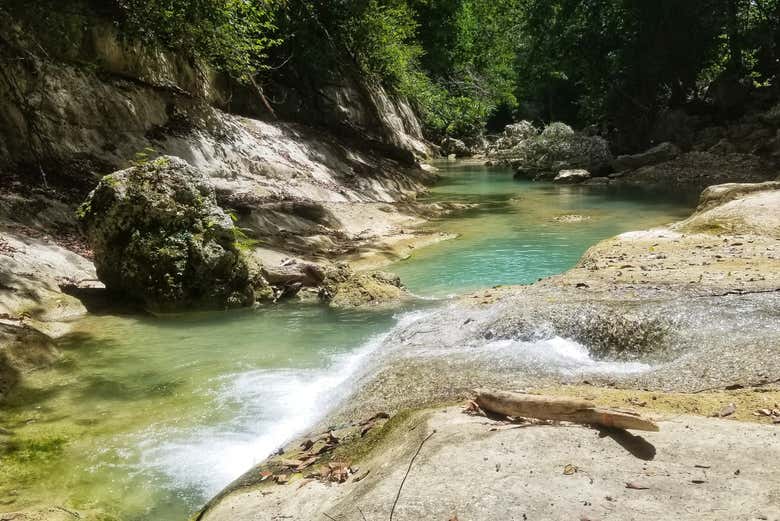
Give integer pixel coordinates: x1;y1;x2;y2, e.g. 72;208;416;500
78;156;264;310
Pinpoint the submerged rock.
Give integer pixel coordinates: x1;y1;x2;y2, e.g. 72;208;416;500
0;322;59;401
78;156;260;310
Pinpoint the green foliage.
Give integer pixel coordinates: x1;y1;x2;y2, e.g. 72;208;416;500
14;0;778;145
348;1;424;87
514;0;780;148
116;0;282;81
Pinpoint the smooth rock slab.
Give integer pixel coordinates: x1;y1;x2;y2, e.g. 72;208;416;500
201;407;780;521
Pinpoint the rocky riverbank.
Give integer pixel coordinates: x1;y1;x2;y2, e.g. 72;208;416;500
0;8;447;400
198;181;780;521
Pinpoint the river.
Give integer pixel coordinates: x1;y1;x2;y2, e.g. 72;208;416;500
0;163;694;520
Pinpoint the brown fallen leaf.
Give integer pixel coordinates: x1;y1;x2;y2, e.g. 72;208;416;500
324;461;351;483
353;469;371;482
274;474;289;484
625;482;650;490
360;412;390;425
297;478;314;490
279;458;304;468
463;400;484;416
295;456;319;472
300;439;314;450
259;471;273;481
563;464;578;476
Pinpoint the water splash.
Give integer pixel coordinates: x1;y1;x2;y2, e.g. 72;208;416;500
483;336;651;375
132;309;433;497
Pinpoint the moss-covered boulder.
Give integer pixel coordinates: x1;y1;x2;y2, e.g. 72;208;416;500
78;156;258;310
319;264;407;308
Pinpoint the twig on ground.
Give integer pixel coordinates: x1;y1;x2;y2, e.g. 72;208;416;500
389;429;436;521
358;506;368;521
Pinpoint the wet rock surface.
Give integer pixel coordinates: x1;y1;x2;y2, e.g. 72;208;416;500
200;183;780;521
328;183;780;420
319;265;407;309
553;168;591;184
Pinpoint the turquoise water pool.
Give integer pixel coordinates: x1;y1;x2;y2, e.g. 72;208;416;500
0;163;693;520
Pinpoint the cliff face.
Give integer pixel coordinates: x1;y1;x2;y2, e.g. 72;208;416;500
0;7;436;275
0;10;430;187
0;9;436;395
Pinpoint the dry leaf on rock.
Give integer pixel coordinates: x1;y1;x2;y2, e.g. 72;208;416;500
463;400;484;416
625;482;649;490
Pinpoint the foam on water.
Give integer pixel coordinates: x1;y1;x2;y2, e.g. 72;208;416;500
132;309;433;497
484;336;651;375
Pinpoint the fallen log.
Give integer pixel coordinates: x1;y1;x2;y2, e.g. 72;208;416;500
475;389;659;432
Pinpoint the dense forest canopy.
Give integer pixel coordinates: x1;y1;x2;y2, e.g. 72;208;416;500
7;0;780;149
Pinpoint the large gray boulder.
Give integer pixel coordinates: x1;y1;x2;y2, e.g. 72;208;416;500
440;137;470;157
491;121;540;152
78;156;260;310
611;142;681;172
506;122;612;179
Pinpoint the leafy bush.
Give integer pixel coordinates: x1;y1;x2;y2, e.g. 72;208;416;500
116;0;281;81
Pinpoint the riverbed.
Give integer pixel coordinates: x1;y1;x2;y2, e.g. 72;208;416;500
0;163;694;520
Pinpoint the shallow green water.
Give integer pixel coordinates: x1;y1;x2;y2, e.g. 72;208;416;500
395;162;693;296
0;164;693;520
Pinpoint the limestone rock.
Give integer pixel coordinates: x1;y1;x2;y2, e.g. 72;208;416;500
553;169;591;184
507;123;612;179
78;156;259;310
674;183;780;238
440;137;470;157
0;322;59;401
615;151;775;187
611;142;681;172
319;264;406;308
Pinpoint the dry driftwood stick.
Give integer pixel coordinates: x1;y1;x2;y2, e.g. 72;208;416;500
475;389;659;432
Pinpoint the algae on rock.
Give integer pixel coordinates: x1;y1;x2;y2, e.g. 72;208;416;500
78;156;264;310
